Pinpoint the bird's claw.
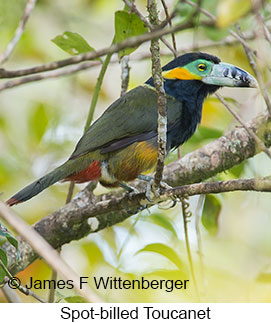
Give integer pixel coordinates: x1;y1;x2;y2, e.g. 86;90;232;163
137;174;172;203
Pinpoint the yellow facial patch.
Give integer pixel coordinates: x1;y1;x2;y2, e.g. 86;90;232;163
162;67;202;80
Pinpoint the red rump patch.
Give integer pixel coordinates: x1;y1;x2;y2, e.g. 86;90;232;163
65;160;101;183
6;197;20;207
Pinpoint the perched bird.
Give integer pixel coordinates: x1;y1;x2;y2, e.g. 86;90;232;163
7;52;257;206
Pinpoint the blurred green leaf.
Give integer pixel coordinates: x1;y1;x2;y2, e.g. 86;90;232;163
0;223;20;261
196;126;223;140
114;10;148;59
136;243;186;273
64;296;87;303
203;26;228;41
52;31;95;56
176;2;194;18
28;103;49;143
202;195;221;235
81;241;105;266
256;272;271;283
228;162;246;178
142;213;178;238
256;264;271;283
54;290;66;303
217;0;252;28
0;248;8;282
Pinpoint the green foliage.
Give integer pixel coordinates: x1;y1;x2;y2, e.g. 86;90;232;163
141;213;178;238
0;248;8;282
201;195;222;235
28;103;49;143
0;223;20;261
52;31;95;56
1;0;270;303
203;26;228;41
216;0;252;28
64;296;87;303
114;10;148;59
137;243;187;275
228;162;246;179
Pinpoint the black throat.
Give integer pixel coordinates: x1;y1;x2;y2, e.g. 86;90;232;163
145;77;220;150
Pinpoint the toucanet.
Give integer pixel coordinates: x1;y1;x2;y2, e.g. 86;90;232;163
7;52;257;206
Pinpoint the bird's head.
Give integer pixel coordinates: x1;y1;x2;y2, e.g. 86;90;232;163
145;52;257;125
161;52;258;89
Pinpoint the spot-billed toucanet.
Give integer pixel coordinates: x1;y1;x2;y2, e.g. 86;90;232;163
7;52;257;206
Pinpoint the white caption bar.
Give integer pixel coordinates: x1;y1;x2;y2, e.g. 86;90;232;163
1;303;270;322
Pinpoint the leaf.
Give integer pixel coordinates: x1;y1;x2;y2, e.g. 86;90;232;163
201;195;222;235
228;162;246;178
143;213;178;238
0;248;8;282
64;296;87;303
28;103;49;143
52;31;95;56
197;126;223;140
256;264;271;283
256;272;271;283
114;10;148;59
0;223;20;261
217;0;252;28
136;243;186;273
203;26;228;41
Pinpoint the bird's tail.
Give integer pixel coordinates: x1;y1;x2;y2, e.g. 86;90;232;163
6;161;74;206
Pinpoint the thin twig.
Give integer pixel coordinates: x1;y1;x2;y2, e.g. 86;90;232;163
183;0;257;55
65;182;75;204
148;0;167;188
0;30;255;80
161;0;177;57
180;197;199;300
1;285;22;303
0;61;100;92
120;56;130;96
215;93;271;159
84;53;112;132
235;24;271;115
0;19;203;81
123;0;178;56
194;194;205;288
0;201;102;303
0;0;37;64
0;259;46;303
183;0;216;21
47;269;57;303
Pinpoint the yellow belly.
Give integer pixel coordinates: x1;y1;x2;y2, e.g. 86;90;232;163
108;141;158;182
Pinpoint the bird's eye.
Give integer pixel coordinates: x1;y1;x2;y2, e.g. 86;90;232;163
198;63;207;71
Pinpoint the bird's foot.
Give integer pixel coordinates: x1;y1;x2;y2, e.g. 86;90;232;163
118;182;139;197
118;182;146;214
137;174;172;203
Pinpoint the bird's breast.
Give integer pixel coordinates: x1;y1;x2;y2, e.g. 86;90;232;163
106;140;158;182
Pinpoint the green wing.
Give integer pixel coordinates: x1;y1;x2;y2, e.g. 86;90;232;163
69;85;182;159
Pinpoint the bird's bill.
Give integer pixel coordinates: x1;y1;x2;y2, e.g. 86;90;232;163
202;62;258;88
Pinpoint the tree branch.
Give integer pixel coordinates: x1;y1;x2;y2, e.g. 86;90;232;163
0;201;101;303
123;0;177;56
148;0;167;188
0;61;100;92
0;0;37;65
3;109;271;276
0;19;205;81
0;31;255;92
